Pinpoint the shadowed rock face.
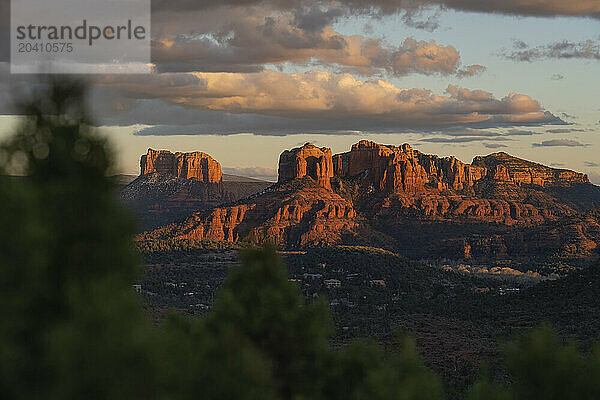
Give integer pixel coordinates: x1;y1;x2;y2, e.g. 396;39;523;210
140;149;223;183
278;143;334;189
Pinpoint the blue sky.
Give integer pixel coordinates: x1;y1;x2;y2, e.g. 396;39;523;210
335;11;599;124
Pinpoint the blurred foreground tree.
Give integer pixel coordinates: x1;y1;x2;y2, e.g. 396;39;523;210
0;78;442;400
0;79;157;400
468;324;600;400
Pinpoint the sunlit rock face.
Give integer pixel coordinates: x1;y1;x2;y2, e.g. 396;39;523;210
140;148;223;183
137;141;600;264
333;141;588;195
145;185;358;248
278;143;334;190
333;140;486;193
472;152;589;187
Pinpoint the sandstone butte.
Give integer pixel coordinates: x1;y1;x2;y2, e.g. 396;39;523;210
139;141;597;250
140;148;223;183
330;140;589;193
278;143;334;189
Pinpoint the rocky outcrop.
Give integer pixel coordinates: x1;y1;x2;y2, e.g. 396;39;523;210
144;184;357;247
278;143;334;189
366;191;575;226
135;141;600;262
472;152;589;187
333;141;588;194
123;149;270;230
140;149;223;183
333;141;487;193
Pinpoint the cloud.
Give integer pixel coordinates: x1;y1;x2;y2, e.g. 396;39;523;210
545;128;586;133
401;8;441;31
421;136;510;143
504;128;542;136
533;139;587;147
560;112;576;119
442;128;499;137
151;0;600;19
584;161;600;167
500;38;600;62
437;127;545;137
151;6;473;77
550;74;565;80
456;64;487;78
93;70;563;134
355;0;600;18
483;143;508;149
418;125;548;144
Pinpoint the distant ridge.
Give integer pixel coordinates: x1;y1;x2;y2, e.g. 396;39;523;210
120;150;271;230
222;173;273;183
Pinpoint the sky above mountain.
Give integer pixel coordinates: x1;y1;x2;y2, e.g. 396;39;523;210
0;0;598;182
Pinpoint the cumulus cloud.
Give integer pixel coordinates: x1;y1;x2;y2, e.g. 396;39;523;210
500;38;600;62
533;139;587;147
94;70;563;133
584;161;600;167
151;6;470;77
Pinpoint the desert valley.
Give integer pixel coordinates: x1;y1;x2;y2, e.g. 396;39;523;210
121;141;600;393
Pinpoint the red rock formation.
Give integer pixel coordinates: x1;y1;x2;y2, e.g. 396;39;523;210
140;149;223;183
146;185;357;247
278;143;334;189
472;152;589;187
367;191;574;226
333;141;588;194
333;141;487;193
135;141;600;259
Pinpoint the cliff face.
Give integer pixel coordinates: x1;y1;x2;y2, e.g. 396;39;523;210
140;149;223;183
333;141;588;194
333;141;487;193
278;143;334;189
145;183;357;247
137;141;600;262
124;149;270;230
472;152;589;187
